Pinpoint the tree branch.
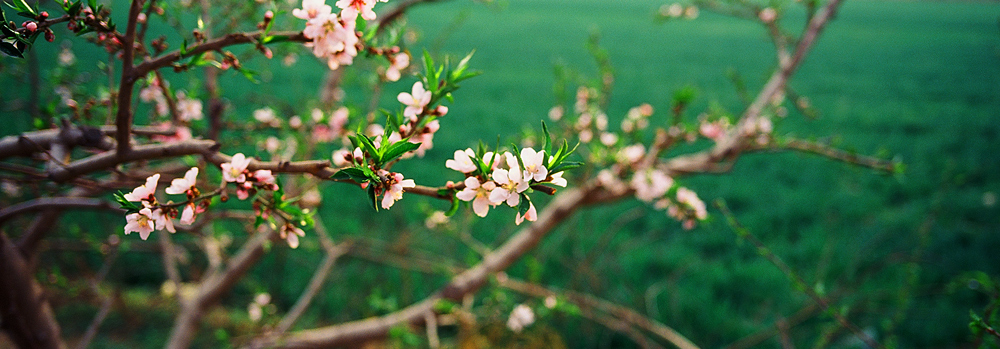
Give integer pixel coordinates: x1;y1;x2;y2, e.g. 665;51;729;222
0;232;67;349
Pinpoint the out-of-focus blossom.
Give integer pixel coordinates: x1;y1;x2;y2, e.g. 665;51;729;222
506;304;535;333
280;223;306;248
293;0;332;20
631;169;673;202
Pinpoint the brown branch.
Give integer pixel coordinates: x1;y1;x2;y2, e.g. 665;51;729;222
773;139;896;173
0;197;119;225
115;0;147;155
273;218;350;335
133;31;308;78
247;184;594;348
499;277;699;349
48;139;219;182
166;228;278;349
662;0;843;176
0;232;67;349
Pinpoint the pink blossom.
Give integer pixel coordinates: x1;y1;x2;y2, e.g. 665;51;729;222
222;153;252;183
549;171;567;187
303;13;359;70
329;107;349;135
124;174;160;203
152;208;175;233
151;123;192;143
759;8;777;23
514;201;537;225
618;144;645;165
165;167;199;195
631;169;673;202
506;304;535;333
254;107;278;126
380;171;415;209
293;0;332;20
124;207;157;240
676;187;707;220
519;148;548;182
397;81;432;118
445;149;477;173
179;203;202;225
176;91;203;121
599;132;618;146
332;149;352;167
280;224;306;249
253;170;277;190
455;177;496;217
548;106;564;121
336;0;377;21
385;51;409;81
489;152;529;206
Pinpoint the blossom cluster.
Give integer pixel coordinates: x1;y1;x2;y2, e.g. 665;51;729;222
295;0;389;70
121;168;206;240
222;153;279;200
447;147;567;225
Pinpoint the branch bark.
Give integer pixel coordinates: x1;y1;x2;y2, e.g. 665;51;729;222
0;232;67;349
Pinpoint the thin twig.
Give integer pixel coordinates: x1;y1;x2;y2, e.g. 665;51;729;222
715;201;882;349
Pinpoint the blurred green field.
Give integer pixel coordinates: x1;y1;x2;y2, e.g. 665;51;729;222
2;0;1000;347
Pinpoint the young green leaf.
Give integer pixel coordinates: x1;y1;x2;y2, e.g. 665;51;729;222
367;185;379;211
381;140;421;164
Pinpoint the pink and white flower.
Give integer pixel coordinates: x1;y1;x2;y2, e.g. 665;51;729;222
176;91;203;121
675;187;707;220
397;81;432;118
165;167;199;195
380;170;415;209
293;0;333;20
519;148;548;182
124;207;157;240
446;148;477;173
124;174;160;203
455;176;496;217
336;0;379;21
514;201;537;225
222;153;252;183
385;51;409;82
489;153;529;207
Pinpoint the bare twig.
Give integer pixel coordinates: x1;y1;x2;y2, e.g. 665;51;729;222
500;277;699;349
274;218;350;335
0;232;67;349
0;197;119;225
715;201;882;349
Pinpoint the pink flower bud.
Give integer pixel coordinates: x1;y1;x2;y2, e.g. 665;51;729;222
264;10;274;20
24;21;37;32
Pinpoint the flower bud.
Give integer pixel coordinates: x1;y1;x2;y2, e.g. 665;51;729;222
39;11;48;20
24;21;37;32
44;28;54;42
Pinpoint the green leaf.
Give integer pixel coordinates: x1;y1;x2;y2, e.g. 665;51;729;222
445;194;460;217
238;67;260;83
331;166;373;183
541;121;552;158
451;50;474;80
179;39;188;56
68;1;82;15
356;134;381;164
380;140;421;164
367;185;379;211
549;161;582;174
0;41;23;58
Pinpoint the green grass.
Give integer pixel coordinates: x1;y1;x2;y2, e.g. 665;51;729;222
2;0;1000;347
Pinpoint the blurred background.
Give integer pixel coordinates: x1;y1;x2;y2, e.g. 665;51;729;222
1;0;999;347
